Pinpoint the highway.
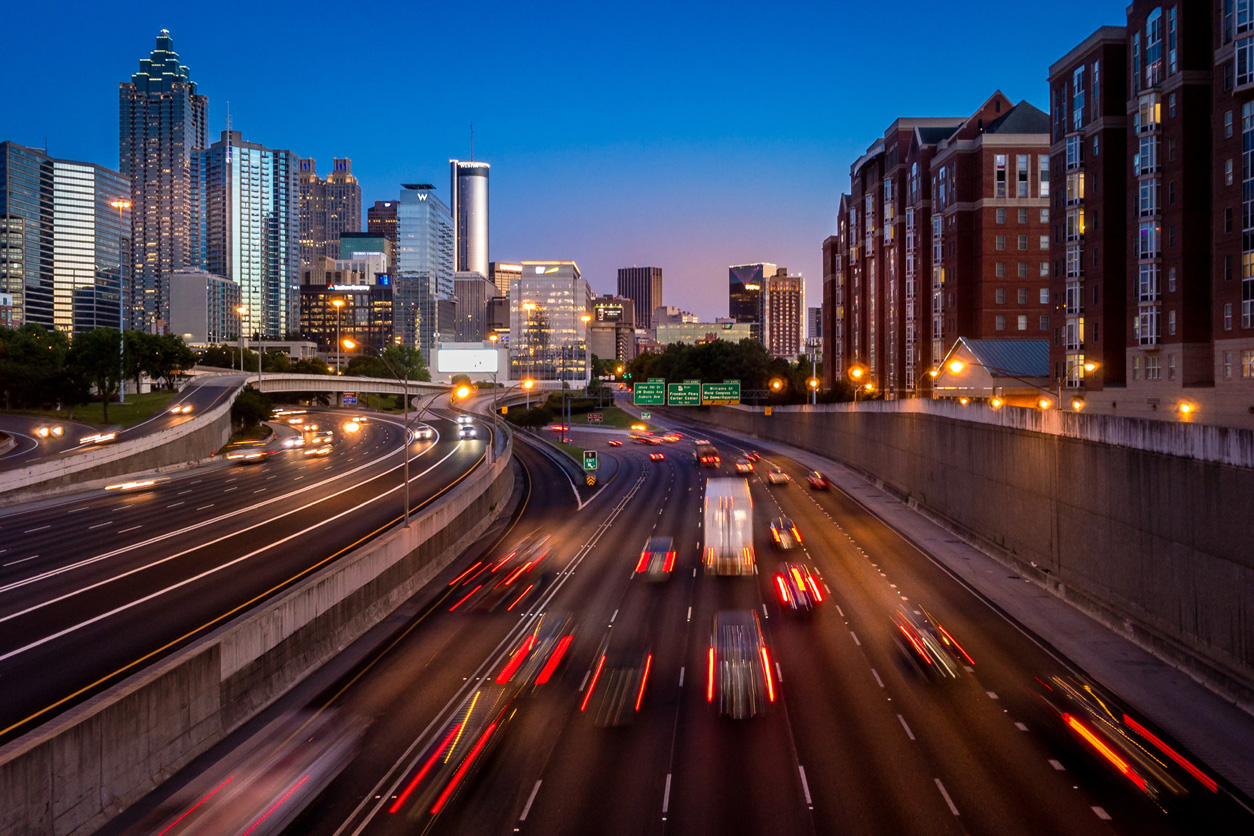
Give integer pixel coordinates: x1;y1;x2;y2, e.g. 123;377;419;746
0;407;488;742
110;418;1254;836
0;373;244;472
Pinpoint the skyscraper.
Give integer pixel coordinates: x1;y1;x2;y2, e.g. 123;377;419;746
298;158;362;270
367;200;398;269
195;130;300;338
119;30;208;332
0;142;130;335
488;261;522;297
763;269;805;358
729;263;775;341
449;160;490;276
617;266;663;330
395;184;454;359
510;261;593;382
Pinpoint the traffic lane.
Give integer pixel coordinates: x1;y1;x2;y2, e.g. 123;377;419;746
0;429;484;741
114;375;245;442
0;414;102;467
280;441;653;836
505;456;705;836
763;458;1241;833
0;414;415;591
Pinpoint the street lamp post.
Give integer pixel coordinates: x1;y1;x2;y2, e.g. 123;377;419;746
345;338;418;525
110;199;131;403
236;305;247;375
938;357;1093;409
522;301;537;407
331;298;346;374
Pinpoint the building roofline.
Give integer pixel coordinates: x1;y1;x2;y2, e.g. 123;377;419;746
1048;25;1128;80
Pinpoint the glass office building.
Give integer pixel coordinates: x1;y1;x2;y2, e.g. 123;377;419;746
0;142;130;335
729;262;775;342
509;261;593;382
395;184;454;360
119;30;208;332
449;160;489;277
195;131;300;338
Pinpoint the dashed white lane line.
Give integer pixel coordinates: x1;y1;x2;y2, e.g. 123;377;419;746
898;714;916;740
118;526;142;534
177;490;192;496
88;521;113;530
872;668;884;688
1015;721;1029;732
662;773;673;814
23;525;50;534
1049;759;1066;771
678;667;685;686
987;691;999;700
610;608;618;624
775;662;783;682
762;603;769;619
520;780;542;821
167;502;184;508
686;606;692;622
836;604;844;617
578;670;590;691
935;778;959;815
798;766;813;807
4;556;39;567
1093;806;1111;820
253;488;266;494
850;630;860;646
197;504;215;511
223;487;238;493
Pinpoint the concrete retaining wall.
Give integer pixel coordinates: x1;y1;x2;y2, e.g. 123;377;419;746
0;441;514;836
676;403;1254;700
0;392;238;506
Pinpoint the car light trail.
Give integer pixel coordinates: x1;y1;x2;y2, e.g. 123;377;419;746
581;655;607;712
448;584;483;611
389;724;463;814
1064;713;1148;793
635;654;653;711
430;720;499;815
240;774;310;836
706;647;715;702
1123;714;1218;792
448;562;483;586
496;636;537;684
534;635;572;685
155;775;235;836
761;647;776;702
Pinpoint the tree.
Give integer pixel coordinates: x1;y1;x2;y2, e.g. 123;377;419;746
291;357;333;375
231;385;271;431
0;324;73;410
143;334;196;389
69;328;124;422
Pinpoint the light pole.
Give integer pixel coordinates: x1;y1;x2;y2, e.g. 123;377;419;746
937;358;1083;409
236;305;247;375
331;298;346;374
110;198;131;403
806;337;820;405
522;300;537;407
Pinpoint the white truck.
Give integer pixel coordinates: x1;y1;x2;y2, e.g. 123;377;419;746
703;478;755;575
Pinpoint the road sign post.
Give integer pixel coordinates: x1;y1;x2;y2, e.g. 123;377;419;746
701;380;741;405
583;450;598;471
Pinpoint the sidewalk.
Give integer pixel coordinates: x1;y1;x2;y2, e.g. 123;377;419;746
622;397;1254;798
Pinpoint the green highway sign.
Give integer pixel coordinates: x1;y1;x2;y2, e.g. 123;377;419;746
701;380;742;405
640;412;651;419
667;381;701;406
634;380;665;406
583;450;598;471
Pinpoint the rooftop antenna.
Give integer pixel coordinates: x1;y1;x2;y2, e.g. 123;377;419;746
470;123;474;161
225;101;232;134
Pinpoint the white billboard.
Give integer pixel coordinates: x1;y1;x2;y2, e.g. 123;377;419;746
437;347;501;374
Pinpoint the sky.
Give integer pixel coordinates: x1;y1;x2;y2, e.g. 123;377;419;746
1;0;1130;321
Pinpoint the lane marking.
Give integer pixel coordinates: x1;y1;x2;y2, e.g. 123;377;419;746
167;502;184;508
935;778;959;815
678;667;685;687
1015;721;1028;732
798;766;812;806
850;630;860;646
1049;759;1065;771
987;691;999;700
118;526;142;534
775;662;783;683
197;505;214;511
662;773;672;814
871;668;884;688
610;608;618;624
762;603;769;619
836;604;844;617
520;780;542;821
4;556;39;567
23;526;50;534
579;670;590;692
87;521;113;530
1093;807;1111;820
687;606;691;622
898;714;915;740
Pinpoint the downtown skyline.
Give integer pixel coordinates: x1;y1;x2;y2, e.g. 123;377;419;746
0;0;1129;320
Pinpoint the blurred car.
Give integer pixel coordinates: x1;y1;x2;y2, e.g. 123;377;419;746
607;439;623;447
744;450;761;462
769;516;802;550
548;424;569;432
1034;674;1211;807
303;444;332;456
495;611;576;691
224;440;276;464
774;562;823;613
448;534;552;613
662;433;681;443
413;423;436;440
168;404;193;414
79;431;117;445
632;436;651;444
807;470;832;490
582;629;653;727
34;425;63;438
891;607;972;680
104;476;170;492
458;425;477;439
708;610;775;719
457;415;474;425
766;468;791;485
734;458;754;475
630;423;648;432
282;435;305;448
304;428;332;445
648;452;665;461
634;536;676;581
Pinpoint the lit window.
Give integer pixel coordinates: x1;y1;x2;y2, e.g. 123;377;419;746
1017;315;1028;331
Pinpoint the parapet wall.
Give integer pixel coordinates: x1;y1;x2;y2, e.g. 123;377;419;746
680;402;1254;700
0;440;514;836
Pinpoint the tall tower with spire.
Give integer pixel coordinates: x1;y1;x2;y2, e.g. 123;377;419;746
119;30;208;331
449;158;490;277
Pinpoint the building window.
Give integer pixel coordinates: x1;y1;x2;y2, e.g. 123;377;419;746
1040;315;1049;330
1168;181;1175;204
995;315;1006;331
1146;355;1161;379
996;208;1007;224
1018;262;1028;278
1224;351;1234;378
1018;155;1029;197
1228;111;1236;138
1239;36;1254;87
995;155;1007;197
1132;32;1141;94
1227;208;1235;234
1228;159;1235;186
996;287;1006;303
1168;309;1176;335
1139;222;1160;258
1018;288;1028;304
1018;235;1028;251
1040;157;1050;197
1018;208;1028;224
1039;288;1049;305
1168;354;1177;380
1225;302;1233;330
1017;315;1028;331
1040;235;1049;250
996;263;1006;278
996;235;1006;251
1168;138;1176;161
1168;7;1177;74
1065;136;1082;168
1133;355;1141;380
1168;267;1176;292
1041;208;1049;222
1168;93;1176;119
1040;262;1050;278
1244;349;1254;378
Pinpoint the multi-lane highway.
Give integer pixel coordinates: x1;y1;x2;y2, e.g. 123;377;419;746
109;419;1253;836
0;407;489;742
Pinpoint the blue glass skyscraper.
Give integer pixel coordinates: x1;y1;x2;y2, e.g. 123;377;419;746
395;184;454;360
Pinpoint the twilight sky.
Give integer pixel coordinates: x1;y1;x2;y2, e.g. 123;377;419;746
2;0;1128;321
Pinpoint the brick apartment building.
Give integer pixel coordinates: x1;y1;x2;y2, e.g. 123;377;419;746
824;93;1051;395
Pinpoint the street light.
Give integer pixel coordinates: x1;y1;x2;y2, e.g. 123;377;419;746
331;298;346;374
853;382;875;403
110;199;131;404
236;305;247;373
522;301;537;407
942;357;1057;409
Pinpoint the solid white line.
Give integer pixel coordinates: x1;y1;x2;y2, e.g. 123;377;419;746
871;668;884;688
678;667;685;686
850;630;860;646
520;780;542;821
935;778;959;815
798;765;812;805
662;773;672;813
1092;806;1111;820
898;714;915;740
